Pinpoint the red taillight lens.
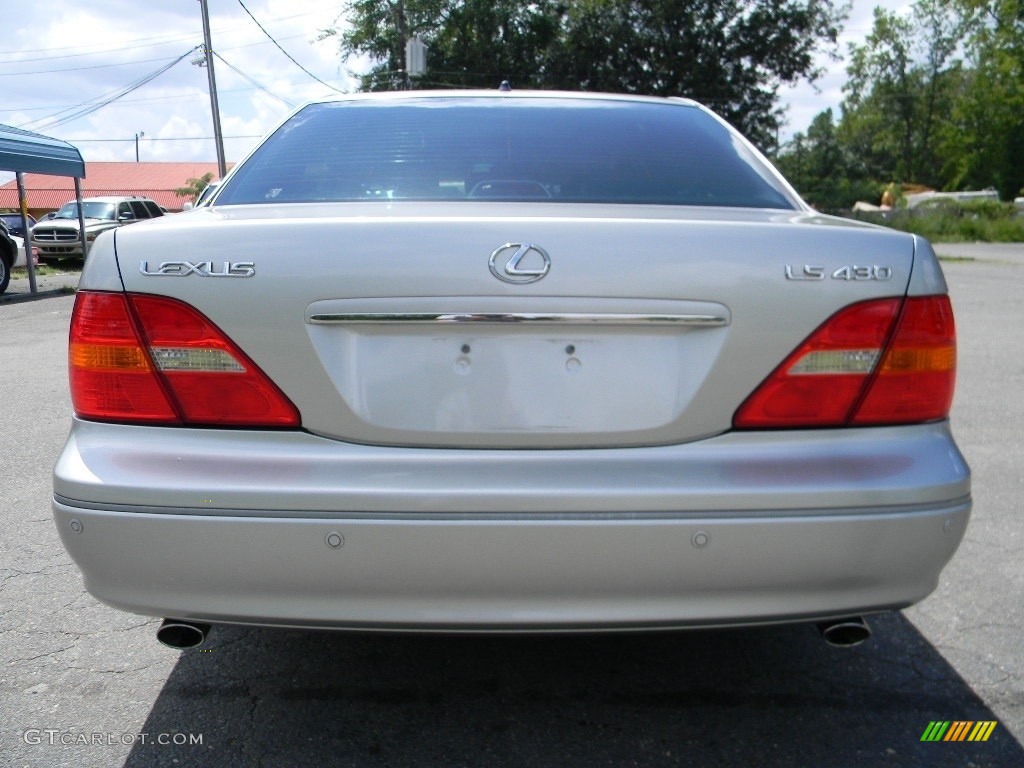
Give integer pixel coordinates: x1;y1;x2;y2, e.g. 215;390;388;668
852;296;956;425
70;292;179;423
733;296;956;429
70;291;300;428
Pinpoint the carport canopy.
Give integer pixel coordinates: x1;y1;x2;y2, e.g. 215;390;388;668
0;123;85;177
0;123;86;294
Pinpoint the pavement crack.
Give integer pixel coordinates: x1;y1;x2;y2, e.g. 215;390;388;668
11;644;76;664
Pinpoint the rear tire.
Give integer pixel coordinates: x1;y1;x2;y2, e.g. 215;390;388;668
0;252;10;294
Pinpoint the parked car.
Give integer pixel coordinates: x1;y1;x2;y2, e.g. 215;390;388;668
0;220;16;293
31;195;163;261
11;235;29;268
182;180;221;210
53;91;970;649
0;211;37;239
0;226;38;294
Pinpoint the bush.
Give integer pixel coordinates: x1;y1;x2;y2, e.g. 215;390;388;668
845;200;1024;242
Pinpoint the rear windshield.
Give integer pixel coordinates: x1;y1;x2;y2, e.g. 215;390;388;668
218;97;796;209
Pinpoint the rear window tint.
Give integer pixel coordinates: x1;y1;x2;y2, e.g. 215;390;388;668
218;98;796;210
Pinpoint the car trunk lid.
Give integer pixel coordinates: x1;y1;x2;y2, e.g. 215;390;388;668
114;203;916;448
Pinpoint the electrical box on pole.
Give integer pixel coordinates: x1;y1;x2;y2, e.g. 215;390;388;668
405;35;427;78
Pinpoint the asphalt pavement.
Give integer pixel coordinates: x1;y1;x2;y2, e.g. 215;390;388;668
1;245;1022;767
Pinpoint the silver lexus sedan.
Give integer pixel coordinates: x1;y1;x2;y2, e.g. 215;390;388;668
53;91;970;649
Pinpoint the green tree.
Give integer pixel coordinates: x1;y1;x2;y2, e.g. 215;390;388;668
840;0;973;187
322;0;459;91
325;0;847;150
562;0;849;149
174;172;216;203
945;0;1024;199
776;108;880;210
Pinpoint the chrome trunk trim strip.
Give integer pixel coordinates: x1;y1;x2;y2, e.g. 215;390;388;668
308;312;729;327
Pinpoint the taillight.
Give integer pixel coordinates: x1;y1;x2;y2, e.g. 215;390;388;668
733;296;956;429
70;292;179;423
70;291;300;428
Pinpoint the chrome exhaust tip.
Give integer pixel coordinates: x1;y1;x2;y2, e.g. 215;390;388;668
156;619;211;650
817;616;871;648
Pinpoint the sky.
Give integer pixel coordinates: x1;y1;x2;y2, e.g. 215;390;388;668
0;0;912;173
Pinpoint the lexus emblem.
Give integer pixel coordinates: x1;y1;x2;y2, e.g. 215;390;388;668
489;243;551;284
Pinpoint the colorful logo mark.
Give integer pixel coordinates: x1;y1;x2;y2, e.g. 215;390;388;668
921;721;997;742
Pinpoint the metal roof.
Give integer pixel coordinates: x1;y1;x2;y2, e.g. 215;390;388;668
0;162;227;211
0;124;85;177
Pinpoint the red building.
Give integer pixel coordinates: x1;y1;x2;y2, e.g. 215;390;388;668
0;162;228;218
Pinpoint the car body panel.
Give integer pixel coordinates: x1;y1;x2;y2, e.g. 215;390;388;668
53;416;970;629
53;497;969;631
54;419;969;515
0;226;14;292
12;234;28;268
114;203;920;448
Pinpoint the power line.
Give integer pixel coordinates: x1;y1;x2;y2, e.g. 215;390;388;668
0;31;203;62
214;51;298;108
69;135;263;143
0;53;198;77
1;4;348;143
4;78;327;115
21;47;202;131
0;31;321;78
237;0;344;93
0;3;347;62
0;9;344;127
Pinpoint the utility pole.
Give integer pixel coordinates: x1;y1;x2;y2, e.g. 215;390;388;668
135;131;145;162
198;0;227;177
393;0;410;89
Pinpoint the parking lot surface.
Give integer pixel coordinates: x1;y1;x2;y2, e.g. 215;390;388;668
1;245;1021;767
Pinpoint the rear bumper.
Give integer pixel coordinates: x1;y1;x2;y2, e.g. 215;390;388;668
52;419;971;630
54;499;969;631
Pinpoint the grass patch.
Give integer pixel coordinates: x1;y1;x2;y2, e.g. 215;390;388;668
849;200;1024;242
12;263;82;277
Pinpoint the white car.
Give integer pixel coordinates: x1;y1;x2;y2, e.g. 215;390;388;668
12;234;30;268
0;227;31;294
53;91;970;650
0;228;14;293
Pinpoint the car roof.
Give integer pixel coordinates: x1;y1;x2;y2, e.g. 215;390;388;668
62;196;154;204
302;89;702;110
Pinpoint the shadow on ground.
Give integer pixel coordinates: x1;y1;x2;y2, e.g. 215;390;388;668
124;612;1020;767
